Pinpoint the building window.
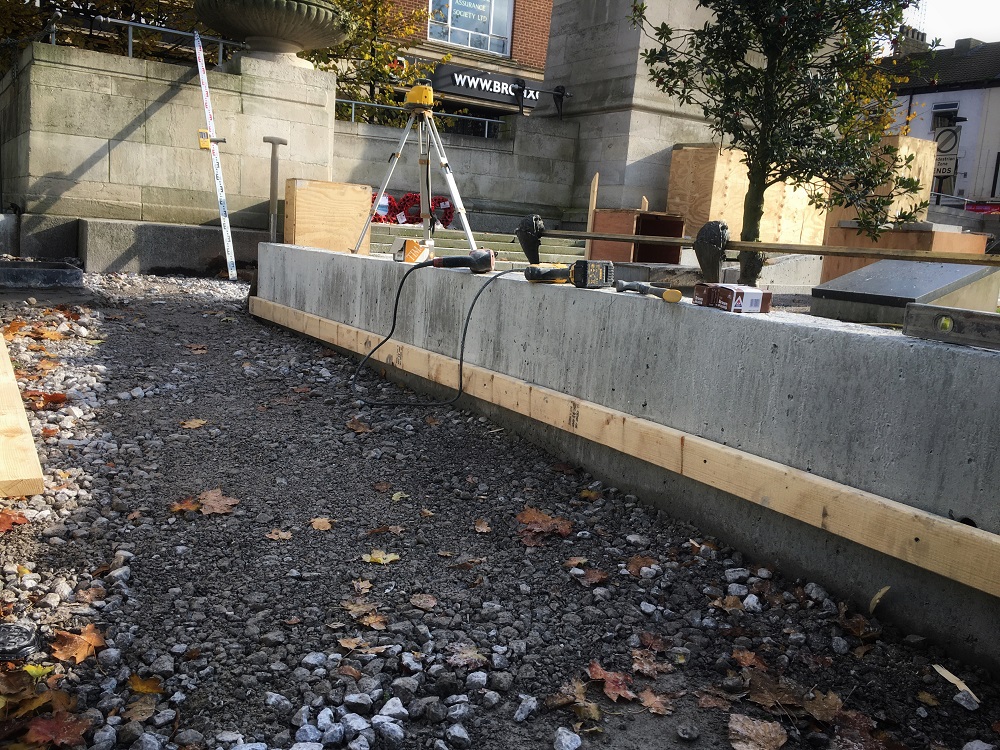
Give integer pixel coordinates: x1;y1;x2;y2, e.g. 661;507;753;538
429;0;512;57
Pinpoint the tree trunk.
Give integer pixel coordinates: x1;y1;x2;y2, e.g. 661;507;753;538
738;173;767;286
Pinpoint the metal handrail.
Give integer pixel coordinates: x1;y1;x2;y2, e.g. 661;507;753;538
47;14;243;65
336;99;503;138
930;191;970;209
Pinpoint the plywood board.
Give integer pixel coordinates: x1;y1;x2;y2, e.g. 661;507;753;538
251;295;1000;598
284;180;372;254
666;145;827;245
0;337;44;497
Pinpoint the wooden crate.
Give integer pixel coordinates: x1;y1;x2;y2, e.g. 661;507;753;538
284;180;371;254
590;210;685;263
667;145;827;245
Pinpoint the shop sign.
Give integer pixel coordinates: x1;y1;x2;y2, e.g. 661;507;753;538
431;63;540;108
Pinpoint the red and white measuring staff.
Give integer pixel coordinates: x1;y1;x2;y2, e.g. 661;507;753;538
194;31;237;281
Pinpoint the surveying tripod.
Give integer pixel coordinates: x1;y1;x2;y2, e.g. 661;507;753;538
353;80;479;255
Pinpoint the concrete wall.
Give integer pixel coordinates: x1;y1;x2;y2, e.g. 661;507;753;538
0;43;336;248
255;245;1000;664
332;114;579;232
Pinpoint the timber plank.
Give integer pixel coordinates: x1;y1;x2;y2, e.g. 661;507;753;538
0;337;44;497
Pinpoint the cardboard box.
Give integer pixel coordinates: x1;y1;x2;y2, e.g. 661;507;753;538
693;282;720;307
715;284;772;313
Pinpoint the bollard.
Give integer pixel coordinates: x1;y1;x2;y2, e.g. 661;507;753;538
263;136;288;243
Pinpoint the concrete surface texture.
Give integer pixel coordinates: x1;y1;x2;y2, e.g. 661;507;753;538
0;44;336;234
535;0;713;222
255;245;1000;663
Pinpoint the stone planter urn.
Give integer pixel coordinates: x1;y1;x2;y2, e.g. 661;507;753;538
195;0;350;67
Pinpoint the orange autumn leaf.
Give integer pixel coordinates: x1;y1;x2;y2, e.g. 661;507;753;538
265;529;292;540
347;417;371;433
579;569;609;587
474;518;491;533
373;481;392;492
0;508;29;533
359;612;388;630
128;674;164;694
586;660;637;702
516;506;572;545
50;624;104;664
170;497;201;513
3;319;28;339
626;555;657;577
733;647;768;670
339;664;362;679
311;517;334;530
632;649;674;677
410;594;437;611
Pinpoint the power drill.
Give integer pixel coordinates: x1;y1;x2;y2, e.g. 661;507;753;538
515;214;614;289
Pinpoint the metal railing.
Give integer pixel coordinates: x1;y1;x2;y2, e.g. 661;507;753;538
336;99;503;139
930;191;971;209
47;14;243;65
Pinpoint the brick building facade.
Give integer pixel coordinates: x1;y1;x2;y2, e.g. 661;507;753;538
394;0;553;115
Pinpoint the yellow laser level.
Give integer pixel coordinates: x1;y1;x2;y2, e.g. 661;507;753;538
404;79;435;110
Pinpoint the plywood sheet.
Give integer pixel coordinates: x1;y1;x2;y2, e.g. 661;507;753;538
0;337;44;497
284;180;371;254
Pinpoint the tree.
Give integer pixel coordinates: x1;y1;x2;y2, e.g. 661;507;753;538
630;0;926;285
309;0;438;125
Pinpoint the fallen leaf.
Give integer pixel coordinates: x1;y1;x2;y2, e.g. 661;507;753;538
632;649;674;677
447;643;487;668
170;497;201;513
626;555;657;577
292;385;311;393
916;691;940;707
347;417;371;433
0;670;33;694
420;508;435;517
748;672;804;710
128;674;164;694
197;488;240;514
3;319;27;339
22;664;54;679
640;632;668;652
474;518;491;533
352;579;373;595
713;595;746;612
123;694;157;721
35;359;59;372
579;569;609;587
516;506;572;545
391;491;409;502
579;489;602;501
436;550;455;557
697;692;731;710
41;427;59;438
24;713;93;747
869;585;891;614
932;664;979;702
339;637;365;651
311;517;334;530
374;481;392;492
338;665;362;679
639;688;672;715
342;600;378;618
265;529;292;540
0;508;30;533
410;594;437;611
853;644;875;659
733;647;768;671
284;617;301;625
729;714;788;750
803;690;843;722
359;645;390;655
22;390;68;410
50;624;104;664
564;557;589;568
587;661;637;702
837;602;882;641
359;613;388;630
362;549;400;564
184;343;208;355
424;415;441;426
180;419;207;429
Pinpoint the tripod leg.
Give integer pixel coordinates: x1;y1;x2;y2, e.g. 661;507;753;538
418;114;432;246
353;112;417;254
425;115;478;253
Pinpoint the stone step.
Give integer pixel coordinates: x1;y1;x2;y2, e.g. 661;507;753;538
369;223;584;249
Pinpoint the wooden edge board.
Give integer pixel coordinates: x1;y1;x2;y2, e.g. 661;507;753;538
249;296;1000;598
0;336;45;497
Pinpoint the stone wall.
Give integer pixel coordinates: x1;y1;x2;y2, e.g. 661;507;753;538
0;43;337;235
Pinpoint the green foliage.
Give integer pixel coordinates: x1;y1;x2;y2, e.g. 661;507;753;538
309;0;440;124
631;0;927;254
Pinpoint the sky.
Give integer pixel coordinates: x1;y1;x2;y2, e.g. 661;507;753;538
910;0;1000;48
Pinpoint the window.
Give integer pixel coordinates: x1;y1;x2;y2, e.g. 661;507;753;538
429;0;512;57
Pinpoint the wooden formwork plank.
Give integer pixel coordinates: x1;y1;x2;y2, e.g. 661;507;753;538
0;337;44;497
250;296;1000;598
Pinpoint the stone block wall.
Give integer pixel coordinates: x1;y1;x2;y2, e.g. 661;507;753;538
0;43;337;233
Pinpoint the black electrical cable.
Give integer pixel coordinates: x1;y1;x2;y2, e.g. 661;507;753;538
349;266;517;409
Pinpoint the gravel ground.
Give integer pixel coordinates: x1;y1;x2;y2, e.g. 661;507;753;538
1;273;999;750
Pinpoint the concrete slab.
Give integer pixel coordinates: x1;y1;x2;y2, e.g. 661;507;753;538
811;260;1000;324
79;218;266;274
